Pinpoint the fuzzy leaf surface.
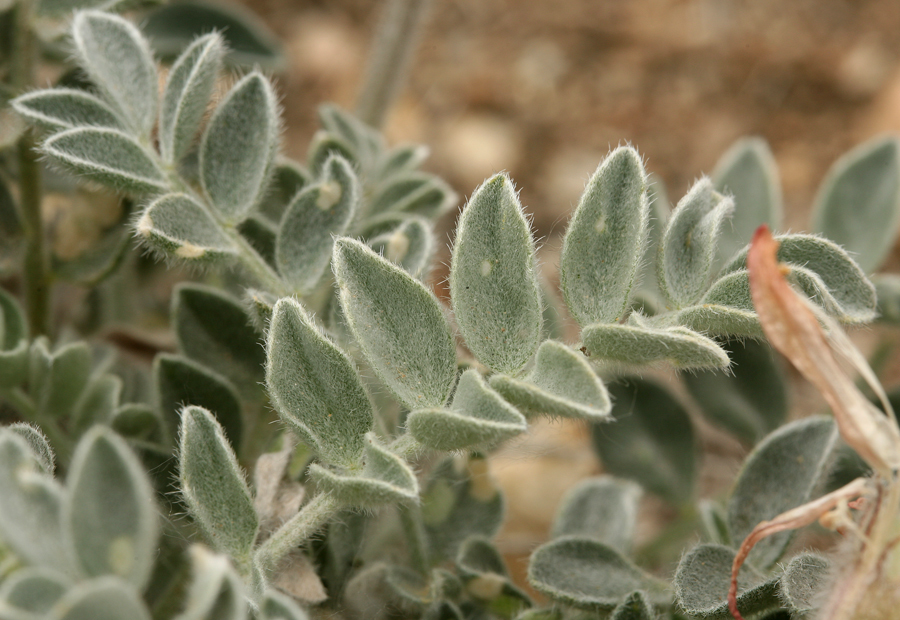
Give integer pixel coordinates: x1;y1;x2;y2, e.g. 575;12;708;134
42;128;166;195
778;553;829;614
369;172;456;218
71;11;158;137
407;369;526;451
0;567;70;613
367;216;434;278
7;423;55;474
50;577;151;620
309;434;418;507
174;545;247;620
30;340;92;420
276;155;359;293
581;318;729;370
71;373;122;434
713;137;782;264
179;406;258;560
334;237;456;409
610;591;655;620
674;544;780;619
683;339;787;444
266;297;372;467
812;135;900;272
159;33;224;163
154;354;243;450
727;416;837;568
451;174;542;373
12;88;124;133
490;339;611;420
528;537;667;611
64;427;157;588
550;476;641;555
138;193;237;262
592;379;695;503
261;589;309;620
658;178;733;308
559;147;648;326
200;72;278;221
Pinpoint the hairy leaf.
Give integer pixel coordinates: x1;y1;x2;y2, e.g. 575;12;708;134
713;137;782;264
179;406;258;560
159;33;225;164
138;193;237;262
333;237;456;409
200;72;279;221
50;577;151;620
71;373;122;434
456;537;531;613
42;128;166;195
30;340;92;420
376;143;429;180
276;155;359;293
592;378;695;503
72;11;158;137
550;476;641;555
559;147;649;326
778;553;829;614
7;423;55;474
266;297;372;467
261;589;309;620
0;567;70;614
610;591;656;620
407;369;527;451
174;545;248;620
658;178;733;308
728;416;837;568
367;216;434;278
451;174;542;373
490;340;611;420
12;88;124;133
368;172;457;218
812;135;900;273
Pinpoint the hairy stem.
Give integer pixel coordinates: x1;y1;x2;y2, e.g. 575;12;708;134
11;1;49;337
355;0;432;128
254;492;340;572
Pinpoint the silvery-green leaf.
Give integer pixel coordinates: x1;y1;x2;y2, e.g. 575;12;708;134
683;339;786;444
634;173;670;310
12;88;124;133
875;273;900;324
276;155;359;293
333;237;456;409
550;476;641;555
71;11;158;138
154;354;242;451
137;193;237;262
318;104;382;167
812;135;900;273
367;216;434;278
31;340;92;419
200;72;279;222
261;589;309;620
610;591;655;620
309;434;418;508
259;158;310;222
0;289;28;388
721;234;877;323
658;178;734;308
237;215;277;267
698;500;731;546
540;277;566;340
779;553;830;614
559;147;649;326
173;284;266;400
159;33;225;164
0;433;67;571
674;544;780;620
368;172;457;218
178;406;258;560
376;144;429;180
0;567;70;614
111;404;163;443
245;289;278;333
42;128;166;195
422;456;504;562
456;537;531;612
49;577;151;620
592;378;695;503
528;537;667;611
407;369;527;451
307;131;357;177
174;545;247;620
142;0;284;70
581;318;729;370
71;373;122;434
713;137;782;264
7;423;54;474
450;174;542;373
266;297;372;468
64;427;158;588
728;416;837;569
674;304;763;339
490;340;611;420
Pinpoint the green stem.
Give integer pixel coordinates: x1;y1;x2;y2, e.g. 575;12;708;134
11;0;49;337
389;432;424;460
254;492;340;572
355;0;433;128
398;503;430;574
224;223;287;296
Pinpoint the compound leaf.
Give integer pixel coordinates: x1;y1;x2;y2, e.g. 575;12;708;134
560;147;649;326
450;173;542;374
